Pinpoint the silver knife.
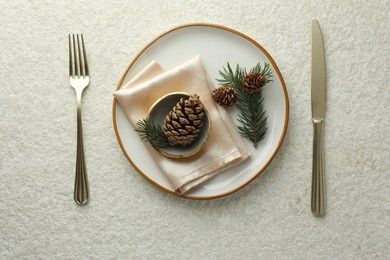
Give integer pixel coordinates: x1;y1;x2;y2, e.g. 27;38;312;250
311;19;326;216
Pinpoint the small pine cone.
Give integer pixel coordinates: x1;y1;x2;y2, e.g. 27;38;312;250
242;73;266;93
212;87;237;107
163;94;205;146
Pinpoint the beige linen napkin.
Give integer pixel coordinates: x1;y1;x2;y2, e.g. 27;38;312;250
114;56;250;193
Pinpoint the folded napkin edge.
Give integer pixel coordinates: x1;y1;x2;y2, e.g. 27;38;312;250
170;149;244;191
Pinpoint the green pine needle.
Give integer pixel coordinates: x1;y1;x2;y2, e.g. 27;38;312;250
235;88;268;148
216;62;273;147
135;119;170;148
216;63;245;89
249;63;273;83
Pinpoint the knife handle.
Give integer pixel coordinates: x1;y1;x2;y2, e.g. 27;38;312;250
311;118;326;216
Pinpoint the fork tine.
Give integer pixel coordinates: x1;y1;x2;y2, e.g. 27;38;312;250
73;34;80;77
77;34;85;78
80;34;89;77
68;34;75;77
78;34;89;77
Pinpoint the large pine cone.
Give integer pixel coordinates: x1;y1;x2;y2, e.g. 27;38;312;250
163;94;205;146
242;72;266;93
212;87;237;107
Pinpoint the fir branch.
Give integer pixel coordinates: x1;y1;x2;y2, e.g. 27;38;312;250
235;88;268;147
216;63;245;89
216;62;273;147
217;62;273;88
249;62;273;83
135;119;169;148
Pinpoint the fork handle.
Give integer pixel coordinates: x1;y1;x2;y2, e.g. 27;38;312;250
74;93;89;205
311;118;325;216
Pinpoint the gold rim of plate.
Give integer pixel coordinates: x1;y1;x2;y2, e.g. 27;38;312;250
112;23;290;200
147;92;212;159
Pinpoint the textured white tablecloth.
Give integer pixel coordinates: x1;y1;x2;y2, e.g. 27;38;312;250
1;0;389;259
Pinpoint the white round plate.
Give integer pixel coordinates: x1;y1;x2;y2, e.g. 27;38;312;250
113;23;289;199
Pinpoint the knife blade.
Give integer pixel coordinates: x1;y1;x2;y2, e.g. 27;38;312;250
311;19;326;216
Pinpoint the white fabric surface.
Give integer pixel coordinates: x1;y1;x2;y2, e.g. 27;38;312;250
0;0;389;259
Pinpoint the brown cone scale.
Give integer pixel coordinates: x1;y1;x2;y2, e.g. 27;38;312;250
242;72;266;93
212;87;237;107
163;94;205;146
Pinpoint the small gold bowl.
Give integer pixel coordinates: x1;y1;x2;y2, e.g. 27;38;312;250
148;92;211;159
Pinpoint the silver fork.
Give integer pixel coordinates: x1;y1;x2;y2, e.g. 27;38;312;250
69;34;89;205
